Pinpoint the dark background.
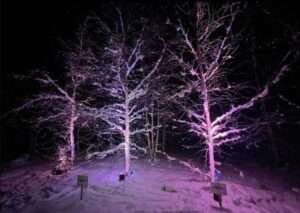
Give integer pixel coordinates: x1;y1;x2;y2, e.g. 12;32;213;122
1;1;299;166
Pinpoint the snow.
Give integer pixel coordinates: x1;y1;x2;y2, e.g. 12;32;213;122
1;155;300;213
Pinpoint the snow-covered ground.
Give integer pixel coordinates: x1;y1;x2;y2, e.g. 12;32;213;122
1;154;300;213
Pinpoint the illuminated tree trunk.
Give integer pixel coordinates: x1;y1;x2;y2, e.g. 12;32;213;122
69;102;77;164
124;98;131;174
168;1;294;184
202;74;216;182
145;111;151;158
151;104;155;161
162;124;166;152
145;102;160;162
154;103;160;161
208;143;215;182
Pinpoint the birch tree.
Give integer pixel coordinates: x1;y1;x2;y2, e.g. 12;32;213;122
91;10;165;175
3;24;98;171
62;24;99;165
169;2;293;182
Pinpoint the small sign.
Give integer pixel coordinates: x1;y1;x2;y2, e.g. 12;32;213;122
77;175;88;200
77;175;88;188
211;182;227;209
119;173;126;181
213;193;222;202
211;182;227;196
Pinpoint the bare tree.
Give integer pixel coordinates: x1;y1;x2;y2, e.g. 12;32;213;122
143;68;177;161
248;19;300;166
90;10;165;175
62;23;99;164
144;99;163;162
169;2;293;182
3;24;98;171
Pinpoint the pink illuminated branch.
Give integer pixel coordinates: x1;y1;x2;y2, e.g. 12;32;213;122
168;2;293;182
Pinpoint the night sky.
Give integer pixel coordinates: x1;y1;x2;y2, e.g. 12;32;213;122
1;1;300;164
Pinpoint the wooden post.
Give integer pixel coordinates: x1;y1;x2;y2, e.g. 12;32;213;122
211;182;227;208
77;175;88;200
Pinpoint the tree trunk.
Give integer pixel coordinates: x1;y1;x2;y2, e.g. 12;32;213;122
151;104;155;161
145;111;151;159
124;99;131;174
162;122;166;152
201;72;215;182
208;143;215;182
154;103;160;161
69;103;77;164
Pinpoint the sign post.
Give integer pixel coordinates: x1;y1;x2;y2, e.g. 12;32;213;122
77;175;88;200
211;182;227;208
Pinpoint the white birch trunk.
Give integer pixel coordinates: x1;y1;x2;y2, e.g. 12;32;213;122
69;103;77;164
124;99;131;174
202;74;216;182
208;142;215;182
151;104;155;161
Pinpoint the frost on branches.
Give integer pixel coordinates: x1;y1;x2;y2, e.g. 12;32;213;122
3;24;98;172
90;10;165;175
169;2;293;182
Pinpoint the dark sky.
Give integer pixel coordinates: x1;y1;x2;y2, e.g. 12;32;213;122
0;1;299;162
2;1;89;71
1;1;298;66
1;0;299;74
